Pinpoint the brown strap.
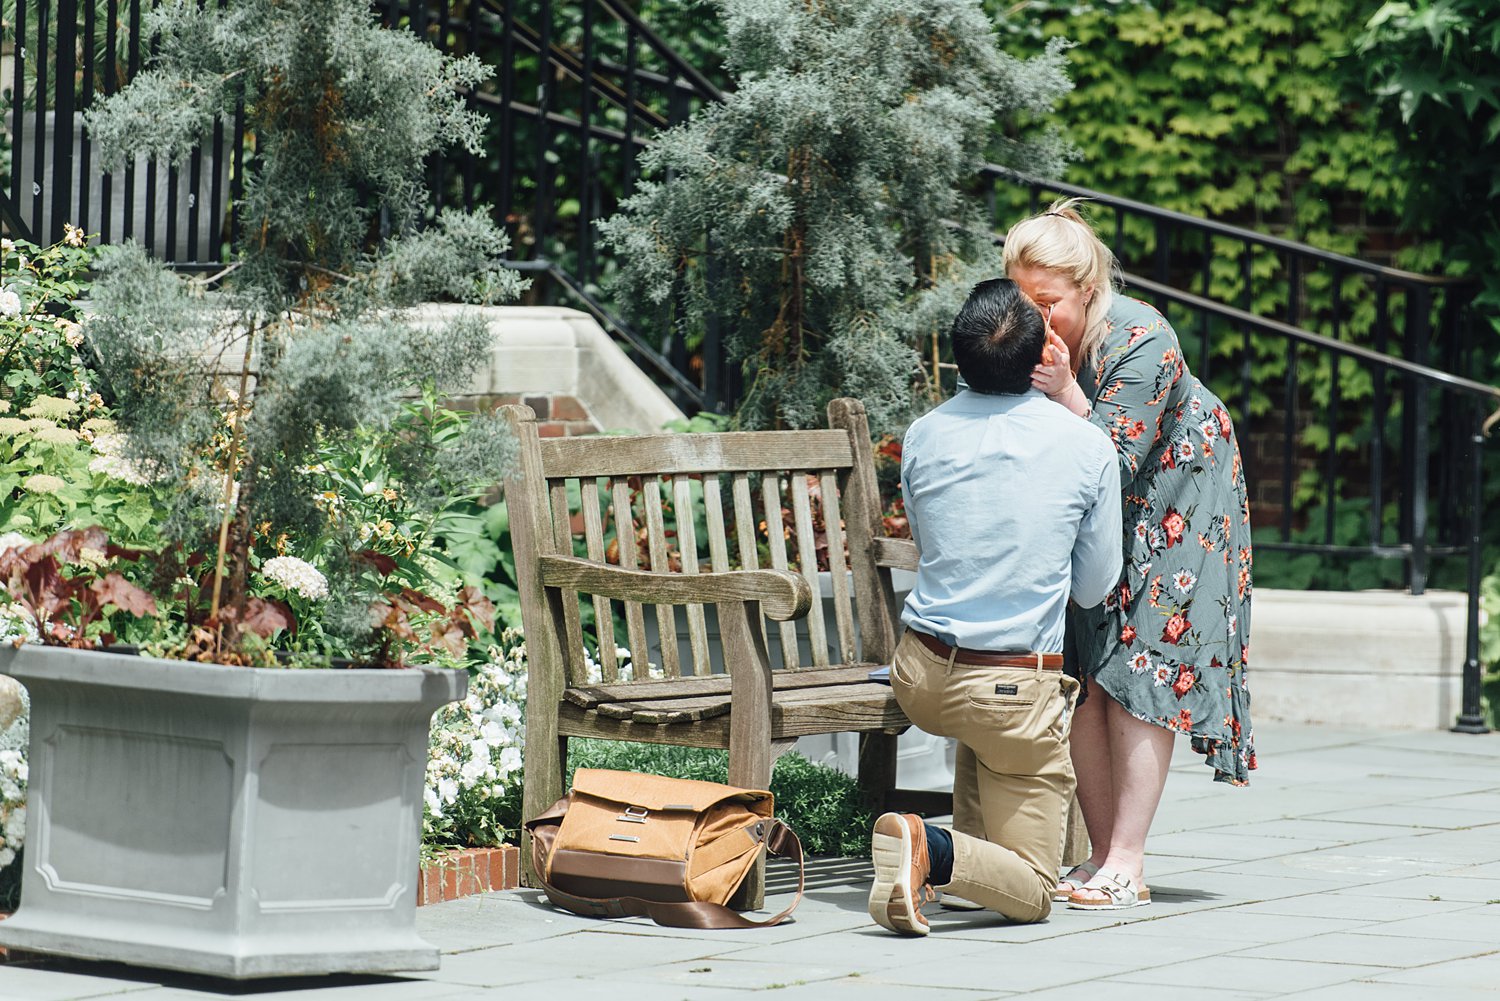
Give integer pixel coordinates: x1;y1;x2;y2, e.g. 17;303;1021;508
531;818;806;929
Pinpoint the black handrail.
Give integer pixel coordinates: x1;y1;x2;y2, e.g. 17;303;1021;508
985;165;1471;288
1122;272;1497;401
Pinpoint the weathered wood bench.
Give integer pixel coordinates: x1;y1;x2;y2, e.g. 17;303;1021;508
503;398;925;905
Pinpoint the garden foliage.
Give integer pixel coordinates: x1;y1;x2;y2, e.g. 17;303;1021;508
598;0;1075;433
72;0;528;662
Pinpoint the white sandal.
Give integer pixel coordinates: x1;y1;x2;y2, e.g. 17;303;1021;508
1051;860;1101;902
1066;868;1151;910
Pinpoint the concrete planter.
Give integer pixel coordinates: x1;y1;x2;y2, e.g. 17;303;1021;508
0;645;466;979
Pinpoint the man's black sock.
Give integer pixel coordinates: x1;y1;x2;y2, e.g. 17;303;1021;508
924;823;954;885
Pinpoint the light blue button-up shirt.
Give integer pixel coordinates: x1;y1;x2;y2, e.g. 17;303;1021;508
900;389;1122;654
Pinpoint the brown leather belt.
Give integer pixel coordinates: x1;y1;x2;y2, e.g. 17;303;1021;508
910;629;1063;671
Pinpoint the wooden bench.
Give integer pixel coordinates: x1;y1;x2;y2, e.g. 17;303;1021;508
503;398;927;905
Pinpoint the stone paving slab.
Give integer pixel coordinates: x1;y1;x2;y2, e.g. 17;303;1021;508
0;720;1497;1000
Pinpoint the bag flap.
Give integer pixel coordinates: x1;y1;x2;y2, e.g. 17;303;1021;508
571;768;770;812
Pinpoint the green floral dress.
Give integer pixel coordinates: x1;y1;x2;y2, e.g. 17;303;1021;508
1072;296;1256;785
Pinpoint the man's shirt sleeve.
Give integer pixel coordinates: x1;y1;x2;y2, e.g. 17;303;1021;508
900;426;923;556
1070;441;1124;608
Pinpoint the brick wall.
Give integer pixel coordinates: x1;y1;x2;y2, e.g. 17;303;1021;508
451;392;602;438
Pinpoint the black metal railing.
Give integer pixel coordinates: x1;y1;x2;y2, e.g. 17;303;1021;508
378;0;731;411
5;0;1497;731
2;0;246;266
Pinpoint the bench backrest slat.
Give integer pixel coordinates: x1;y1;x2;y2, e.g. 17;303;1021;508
610;477;652;674
578;476;617;682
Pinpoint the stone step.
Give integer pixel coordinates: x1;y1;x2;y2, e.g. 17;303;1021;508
1251;587;1470;731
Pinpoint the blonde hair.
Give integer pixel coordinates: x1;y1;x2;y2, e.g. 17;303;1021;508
1001;198;1121;366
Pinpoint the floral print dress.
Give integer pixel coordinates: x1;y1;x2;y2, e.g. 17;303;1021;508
1072;296;1256;785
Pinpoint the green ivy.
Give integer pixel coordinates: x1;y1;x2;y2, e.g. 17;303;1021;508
984;0;1498;592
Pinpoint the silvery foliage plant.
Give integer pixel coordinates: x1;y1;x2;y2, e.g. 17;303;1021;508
78;0;527;654
599;0;1075;433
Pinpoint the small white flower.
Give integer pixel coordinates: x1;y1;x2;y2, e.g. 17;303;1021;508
1176;440;1195;462
259;556;329;601
0;287;20;318
1173;570;1197;594
1227;614;1238;638
0;238;14;255
57;317;84;348
0;533;33;555
1200;419;1219;441
1153;664;1173;687
1129;652;1151;675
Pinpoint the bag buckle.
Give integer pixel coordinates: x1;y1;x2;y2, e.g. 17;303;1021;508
617;806;650;824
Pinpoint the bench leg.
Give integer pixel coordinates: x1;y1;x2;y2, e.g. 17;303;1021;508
857;731;900;815
521;733;569;889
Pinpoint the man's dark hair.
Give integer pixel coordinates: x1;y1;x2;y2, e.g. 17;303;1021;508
949;278;1045;395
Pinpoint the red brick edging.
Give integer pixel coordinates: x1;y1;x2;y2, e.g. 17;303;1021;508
417;845;519;906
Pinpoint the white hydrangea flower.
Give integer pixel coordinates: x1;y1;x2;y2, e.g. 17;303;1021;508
259;556;329;601
0;716;29;870
0;533;33;555
422;629;535;846
0;287;20;318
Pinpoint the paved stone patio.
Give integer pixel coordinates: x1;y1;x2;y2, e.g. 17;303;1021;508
3;720;1499;999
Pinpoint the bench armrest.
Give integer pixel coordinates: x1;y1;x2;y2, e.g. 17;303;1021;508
537;555;813;622
873;536;918;572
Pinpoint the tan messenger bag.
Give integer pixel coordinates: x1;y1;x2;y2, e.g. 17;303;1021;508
526;768;805;928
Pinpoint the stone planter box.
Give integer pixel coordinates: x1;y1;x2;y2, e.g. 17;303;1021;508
0;645;466;979
417;845;519;906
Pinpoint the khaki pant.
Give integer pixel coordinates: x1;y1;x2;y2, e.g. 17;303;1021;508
890;630;1078;923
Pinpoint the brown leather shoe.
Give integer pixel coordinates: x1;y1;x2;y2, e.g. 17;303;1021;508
869;812;934;936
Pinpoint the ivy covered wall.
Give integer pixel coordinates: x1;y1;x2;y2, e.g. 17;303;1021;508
992;0;1422;266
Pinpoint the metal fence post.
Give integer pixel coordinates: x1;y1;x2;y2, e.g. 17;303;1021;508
1452;407;1491;733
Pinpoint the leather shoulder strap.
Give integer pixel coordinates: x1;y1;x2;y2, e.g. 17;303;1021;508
534;819;806;929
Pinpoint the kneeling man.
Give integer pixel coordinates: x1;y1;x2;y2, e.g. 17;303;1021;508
869;278;1121;934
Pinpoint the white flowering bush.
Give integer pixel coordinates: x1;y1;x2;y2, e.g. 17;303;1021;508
423;629;528;848
0;681;29;909
0;236;170;554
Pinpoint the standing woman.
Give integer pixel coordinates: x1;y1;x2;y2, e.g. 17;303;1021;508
1005;199;1256;910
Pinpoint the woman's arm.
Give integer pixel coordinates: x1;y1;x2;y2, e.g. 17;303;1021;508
1031;330;1091;418
1090;314;1185;483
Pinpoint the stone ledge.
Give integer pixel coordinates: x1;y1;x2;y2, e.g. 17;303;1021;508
1251;588;1470;730
417;845;519;906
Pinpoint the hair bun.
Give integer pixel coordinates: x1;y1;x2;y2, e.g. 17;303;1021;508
1041;198;1091;226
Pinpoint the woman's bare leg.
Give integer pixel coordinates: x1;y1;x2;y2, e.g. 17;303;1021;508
1071;696;1173;901
1059;686;1113;893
